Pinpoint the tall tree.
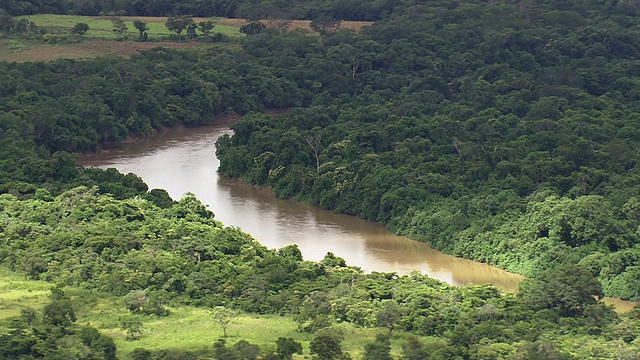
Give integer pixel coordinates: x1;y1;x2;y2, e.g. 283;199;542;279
166;15;193;42
133;20;148;41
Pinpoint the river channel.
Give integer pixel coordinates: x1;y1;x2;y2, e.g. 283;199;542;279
81;124;527;294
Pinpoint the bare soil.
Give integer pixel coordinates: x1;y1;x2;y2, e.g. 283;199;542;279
0;40;198;62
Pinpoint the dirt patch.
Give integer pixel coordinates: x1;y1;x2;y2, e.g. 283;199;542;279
0;40;198;62
217;19;373;32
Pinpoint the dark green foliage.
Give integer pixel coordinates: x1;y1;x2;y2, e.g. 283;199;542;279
2;0;399;20
363;334;392;360
133;20;148;41
0;291;116;359
42;287;76;327
166;15;193;42
310;328;349;360
71;22;89;35
275;337;302;360
240;22;265;35
2;1;640;358
213;338;260;360
518;264;604;317
214;0;640;300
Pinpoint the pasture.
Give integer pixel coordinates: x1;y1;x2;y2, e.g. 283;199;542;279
15;14;242;40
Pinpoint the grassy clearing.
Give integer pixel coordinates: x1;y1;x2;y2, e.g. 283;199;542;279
0;268;399;359
83;299;400;359
16;14;242;40
0;15;373;62
0;267;52;332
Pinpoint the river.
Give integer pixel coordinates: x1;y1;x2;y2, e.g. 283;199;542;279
79;124;541;295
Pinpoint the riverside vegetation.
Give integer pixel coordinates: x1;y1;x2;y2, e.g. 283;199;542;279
1;0;640;359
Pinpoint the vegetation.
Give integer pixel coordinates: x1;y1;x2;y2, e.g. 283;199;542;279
0;188;639;359
1;0;640;359
215;0;640;301
2;0;395;21
1;14;241;44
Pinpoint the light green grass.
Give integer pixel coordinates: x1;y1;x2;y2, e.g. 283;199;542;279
0;267;52;332
16;14;242;40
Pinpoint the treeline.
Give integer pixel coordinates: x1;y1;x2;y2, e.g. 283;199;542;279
214;0;640;300
2;0;401;21
1;188;639;359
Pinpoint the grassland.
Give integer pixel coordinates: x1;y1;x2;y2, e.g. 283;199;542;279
0;267;52;333
16;14;243;40
0;14;241;62
0;267;400;359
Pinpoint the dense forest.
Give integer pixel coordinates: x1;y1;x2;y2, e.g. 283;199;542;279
2;0;400;21
215;0;640;301
1;0;640;358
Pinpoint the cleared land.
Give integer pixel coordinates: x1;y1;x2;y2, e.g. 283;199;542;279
0;267;52;333
0;15;374;62
15;14;242;40
0;40;200;62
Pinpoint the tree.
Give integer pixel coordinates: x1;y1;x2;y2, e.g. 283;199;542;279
123;290;148;313
187;22;197;41
305;130;322;173
310;328;350;360
198;20;214;38
0;9;14;33
166;15;193;42
240;21;265;35
376;301;405;334
211;306;237;337
363;334;393;360
71;22;89;35
43;287;76;327
20;308;37;327
133;20;148;41
121;317;144;340
112;17;128;39
518;264;604;316
276;337;303;360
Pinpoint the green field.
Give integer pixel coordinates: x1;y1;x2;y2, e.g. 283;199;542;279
16;14;243;40
0;268;52;333
0;267;401;359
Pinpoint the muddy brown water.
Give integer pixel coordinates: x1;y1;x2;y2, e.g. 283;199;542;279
79;124;636;311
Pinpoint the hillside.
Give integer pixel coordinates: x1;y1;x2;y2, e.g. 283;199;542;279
1;0;640;359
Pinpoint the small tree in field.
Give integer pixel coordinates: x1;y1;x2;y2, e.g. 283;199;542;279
71;22;89;36
111;17;128;39
211;306;238;337
133;20;148;41
198;20;214;39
